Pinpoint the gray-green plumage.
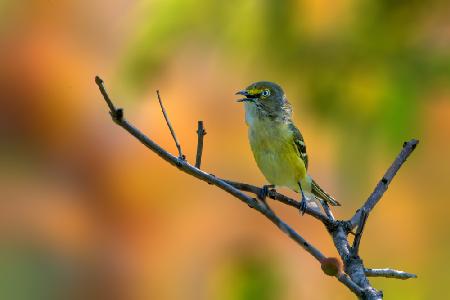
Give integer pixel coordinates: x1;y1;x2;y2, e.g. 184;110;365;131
237;81;340;207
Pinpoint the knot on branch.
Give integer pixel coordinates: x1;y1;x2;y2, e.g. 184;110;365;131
327;220;352;235
321;257;343;276
175;158;184;167
110;108;124;123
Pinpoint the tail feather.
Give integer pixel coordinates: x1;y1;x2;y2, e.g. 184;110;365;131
311;179;341;206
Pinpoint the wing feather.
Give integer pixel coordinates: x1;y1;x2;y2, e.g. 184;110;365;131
289;123;308;170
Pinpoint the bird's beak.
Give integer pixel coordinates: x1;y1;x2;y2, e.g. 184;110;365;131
236;90;249;96
235;90;253;102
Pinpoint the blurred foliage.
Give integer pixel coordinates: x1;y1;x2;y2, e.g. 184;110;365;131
122;0;449;141
121;0;449;198
0;241;71;300
213;253;282;300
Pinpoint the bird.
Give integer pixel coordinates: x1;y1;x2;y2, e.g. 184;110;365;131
236;81;340;214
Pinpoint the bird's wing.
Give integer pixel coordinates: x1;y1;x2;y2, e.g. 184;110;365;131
289;123;308;170
289;123;340;206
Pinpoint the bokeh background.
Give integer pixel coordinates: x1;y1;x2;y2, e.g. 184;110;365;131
1;0;449;299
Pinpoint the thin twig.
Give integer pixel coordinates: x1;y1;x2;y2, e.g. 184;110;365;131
352;209;368;256
156;90;184;159
319;198;335;221
338;273;364;297
365;268;417;280
195;120;206;168
262;202;326;262
95;76;117;113
350;139;419;228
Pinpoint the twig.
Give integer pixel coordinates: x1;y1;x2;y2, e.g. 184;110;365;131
352;209;368;256
156;90;184;159
319;198;335;221
95;76;122;120
350;139;419;228
222;179;333;226
195;120;206;168
262;204;326;262
365;268;417;280
338;274;364;297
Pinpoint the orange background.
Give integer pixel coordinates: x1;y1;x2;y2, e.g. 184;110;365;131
0;1;449;299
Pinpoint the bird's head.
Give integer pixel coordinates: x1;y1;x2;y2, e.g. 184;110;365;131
236;81;291;119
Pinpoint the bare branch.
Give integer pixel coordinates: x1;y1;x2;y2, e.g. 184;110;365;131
319;198;335;221
96;76;418;299
365;268;417;280
352;209;368;256
95;76;328;268
95;76;121;120
332;225;383;300
262;205;326;262
195;120;206;168
350;139;419;228
223;179;332;226
338;274;364;297
156;90;184;159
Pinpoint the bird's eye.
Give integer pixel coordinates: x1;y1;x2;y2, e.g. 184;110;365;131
261;89;270;97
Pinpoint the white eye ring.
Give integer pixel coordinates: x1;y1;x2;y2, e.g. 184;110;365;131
261;89;270;97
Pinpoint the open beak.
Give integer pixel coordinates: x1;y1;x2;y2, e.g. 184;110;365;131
235;90;253;102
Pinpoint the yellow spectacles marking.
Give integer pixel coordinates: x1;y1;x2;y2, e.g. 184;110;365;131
247;88;262;95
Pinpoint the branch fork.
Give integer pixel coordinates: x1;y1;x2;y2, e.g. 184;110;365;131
95;76;418;299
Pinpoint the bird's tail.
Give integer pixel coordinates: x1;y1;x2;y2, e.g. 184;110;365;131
311;179;341;206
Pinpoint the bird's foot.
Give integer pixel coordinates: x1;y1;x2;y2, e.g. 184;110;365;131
258;184;275;202
299;190;307;215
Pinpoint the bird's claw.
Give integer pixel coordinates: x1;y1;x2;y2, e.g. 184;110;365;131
299;191;307;215
258;185;275;202
299;199;307;215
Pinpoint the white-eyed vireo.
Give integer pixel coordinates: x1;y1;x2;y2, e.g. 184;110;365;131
236;81;340;213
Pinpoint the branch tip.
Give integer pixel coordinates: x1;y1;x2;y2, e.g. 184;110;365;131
95;75;103;85
195;120;206;168
365;268;417;280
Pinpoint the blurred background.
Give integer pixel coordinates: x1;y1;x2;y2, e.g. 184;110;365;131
0;0;449;299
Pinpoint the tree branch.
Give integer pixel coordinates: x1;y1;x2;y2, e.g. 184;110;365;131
332;226;383;299
222;179;333;226
94;76;330;270
195;120;206;168
95;76;418;299
352;209;368;256
156;90;184;159
365;268;417;280
338;274;364;297
350;139;419;228
319;198;336;221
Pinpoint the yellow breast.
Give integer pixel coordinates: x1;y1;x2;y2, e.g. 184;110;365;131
245;105;307;191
